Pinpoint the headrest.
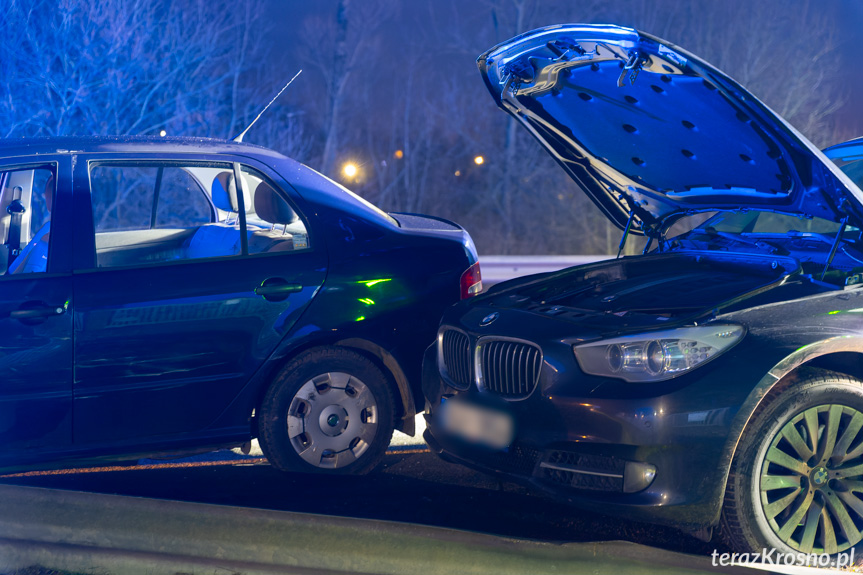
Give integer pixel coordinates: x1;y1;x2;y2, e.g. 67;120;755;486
212;172;253;213
254;182;298;225
212;172;234;212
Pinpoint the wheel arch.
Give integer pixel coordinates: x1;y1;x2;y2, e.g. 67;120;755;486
331;337;415;435
709;337;863;527
253;337;415;436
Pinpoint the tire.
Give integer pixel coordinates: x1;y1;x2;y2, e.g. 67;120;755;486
258;347;395;475
721;371;863;557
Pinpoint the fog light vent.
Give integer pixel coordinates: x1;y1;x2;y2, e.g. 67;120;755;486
538;451;656;494
539;451;625;492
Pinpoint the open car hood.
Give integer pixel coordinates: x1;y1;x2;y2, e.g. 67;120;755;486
478;24;863;234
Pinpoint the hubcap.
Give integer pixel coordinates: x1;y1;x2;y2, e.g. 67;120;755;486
286;372;378;469
759;404;863;554
319;405;349;437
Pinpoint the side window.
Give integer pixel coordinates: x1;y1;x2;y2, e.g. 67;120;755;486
240;166;310;255
0;166;56;275
89;163;237;268
91;165;156;232
155;169;213;228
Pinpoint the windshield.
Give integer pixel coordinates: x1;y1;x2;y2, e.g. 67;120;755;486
693;211;847;235
655;151;863;286
662;209;863;286
833;156;863;191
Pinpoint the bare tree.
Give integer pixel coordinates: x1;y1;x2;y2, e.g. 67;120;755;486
298;0;396;176
0;0;311;229
0;0;306;151
587;0;847;147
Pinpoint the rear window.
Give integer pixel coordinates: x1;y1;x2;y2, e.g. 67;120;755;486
270;159;398;228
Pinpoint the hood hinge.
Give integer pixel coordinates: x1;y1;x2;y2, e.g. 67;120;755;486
617;50;646;87
641;225;665;255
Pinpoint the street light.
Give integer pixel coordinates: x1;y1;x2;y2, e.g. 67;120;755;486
342;162;358;178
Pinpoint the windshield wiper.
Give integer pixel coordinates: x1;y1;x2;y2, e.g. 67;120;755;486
692;228;787;255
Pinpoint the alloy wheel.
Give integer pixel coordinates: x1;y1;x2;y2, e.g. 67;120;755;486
758;404;863;554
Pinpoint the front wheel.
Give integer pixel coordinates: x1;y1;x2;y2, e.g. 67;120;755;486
721;371;863;557
258;347;395;475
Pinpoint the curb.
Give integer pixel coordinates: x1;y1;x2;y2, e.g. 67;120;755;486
0;484;755;575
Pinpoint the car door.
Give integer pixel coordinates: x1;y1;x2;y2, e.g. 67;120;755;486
71;154;326;446
0;156;74;462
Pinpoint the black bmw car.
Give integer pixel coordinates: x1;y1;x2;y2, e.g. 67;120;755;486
0;135;480;475
423;25;863;557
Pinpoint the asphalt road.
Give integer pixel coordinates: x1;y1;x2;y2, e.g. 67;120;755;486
0;447;719;558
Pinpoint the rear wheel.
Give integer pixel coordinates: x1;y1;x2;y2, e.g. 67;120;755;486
258;347;395;475
721;372;863;556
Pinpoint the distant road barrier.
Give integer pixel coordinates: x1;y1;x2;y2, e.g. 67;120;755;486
479;255;610;286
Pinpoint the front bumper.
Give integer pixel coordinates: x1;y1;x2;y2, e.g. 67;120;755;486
421;337;756;531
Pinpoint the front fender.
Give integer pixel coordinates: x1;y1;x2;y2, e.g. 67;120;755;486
708;335;863;525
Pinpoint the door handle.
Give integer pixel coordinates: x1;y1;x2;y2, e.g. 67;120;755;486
255;284;302;296
11;302;66;322
255;278;302;302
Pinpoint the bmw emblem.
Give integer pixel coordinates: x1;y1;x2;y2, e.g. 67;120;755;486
479;312;499;327
813;467;828;486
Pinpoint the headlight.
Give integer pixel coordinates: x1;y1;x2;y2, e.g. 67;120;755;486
573;325;744;383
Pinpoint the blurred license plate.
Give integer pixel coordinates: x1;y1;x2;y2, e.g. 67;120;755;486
439;398;514;450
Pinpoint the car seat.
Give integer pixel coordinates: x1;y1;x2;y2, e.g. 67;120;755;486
185;171;249;258
248;181;299;253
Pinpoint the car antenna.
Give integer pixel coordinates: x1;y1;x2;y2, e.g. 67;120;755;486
233;69;303;143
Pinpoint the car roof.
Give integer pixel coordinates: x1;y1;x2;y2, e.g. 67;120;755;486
824;136;863;155
0;135;287;160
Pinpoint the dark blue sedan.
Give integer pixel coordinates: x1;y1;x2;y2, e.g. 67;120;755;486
0;136;480;474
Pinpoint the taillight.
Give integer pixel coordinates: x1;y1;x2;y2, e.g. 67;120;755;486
460;261;482;299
